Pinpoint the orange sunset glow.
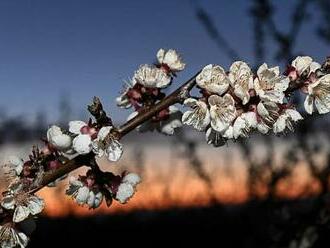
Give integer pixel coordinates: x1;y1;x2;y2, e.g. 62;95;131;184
0;140;325;218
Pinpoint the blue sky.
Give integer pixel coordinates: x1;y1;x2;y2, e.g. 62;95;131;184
0;0;328;123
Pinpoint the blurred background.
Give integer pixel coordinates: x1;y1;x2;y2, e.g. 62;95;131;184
0;0;330;247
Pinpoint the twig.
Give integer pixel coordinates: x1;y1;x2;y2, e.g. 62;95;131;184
28;71;199;194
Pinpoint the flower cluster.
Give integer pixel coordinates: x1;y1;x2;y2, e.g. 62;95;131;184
66;171;141;208
66;175;103;209
117;48;186;135
1;183;44;223
47;120;123;162
181;58;329;146
0;223;29;248
286;56;330;114
0;181;44;248
0;101;141;247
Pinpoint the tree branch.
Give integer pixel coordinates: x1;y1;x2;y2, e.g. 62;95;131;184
29;71;199;194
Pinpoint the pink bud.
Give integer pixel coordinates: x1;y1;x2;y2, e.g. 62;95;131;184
80;126;90;134
308;73;318;84
41;146;51;156
285;66;298;81
89;128;98;139
160;64;171;74
300;85;309;94
157;108;170;120
23;167;31;177
127;89;142;100
48;160;61;170
249;89;256;97
86;178;95;187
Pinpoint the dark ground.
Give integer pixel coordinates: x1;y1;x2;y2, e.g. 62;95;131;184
28;198;330;248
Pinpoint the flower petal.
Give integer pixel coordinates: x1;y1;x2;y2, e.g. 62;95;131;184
116;183;134;204
273;115;286;134
133;64;171;88
76;186;90;205
97;126;112;141
16;230;29;248
87;191;96;208
27;196;44;215
257;122;270;134
1;195;16;210
291;56;313;75
72;135;92;154
304;95;314;114
157;48;185;71
196;64;230;95
69;120;87;134
106;139;123;162
182;99;210;131
123;173;141;187
315;97;330;114
51;134;72;150
47;125;62;141
13;206;30;223
93;192;103;209
222;126;234;139
8;156;24;176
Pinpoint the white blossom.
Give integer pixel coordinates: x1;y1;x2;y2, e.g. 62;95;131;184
122;173;141;187
106;139;123;162
1;183;44;223
69;120;87;134
273;109;303;133
233;112;257;139
0;224;29;248
229;61;254;105
72;134;92;155
222;126;234;139
116;89;131;109
254;63;289;103
47;125;72;151
304;74;330;114
133;64;171;88
93;126;123;162
69;121;96;155
92;126;111;157
196;64;231;95
91;126;123;161
66;177;89;205
208;94;236;133
256;101;280;134
66;177;103;209
115;173;141;204
86;191;103;209
115;183;135;204
2;156;24;182
182;98;210;131
157;49;185;72
291;56;321;77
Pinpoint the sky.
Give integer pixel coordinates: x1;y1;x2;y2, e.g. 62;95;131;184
0;0;329;124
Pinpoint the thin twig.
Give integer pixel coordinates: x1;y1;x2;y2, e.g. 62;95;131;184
28;71;199;194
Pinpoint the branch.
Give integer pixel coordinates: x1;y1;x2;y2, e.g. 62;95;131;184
29;71;199;193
